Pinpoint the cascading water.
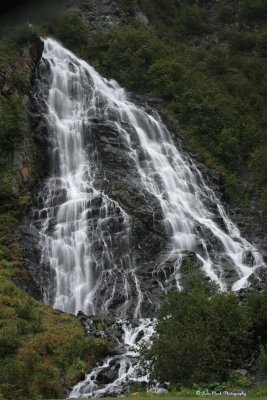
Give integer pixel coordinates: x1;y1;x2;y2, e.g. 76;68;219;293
33;38;265;398
37;39;142;317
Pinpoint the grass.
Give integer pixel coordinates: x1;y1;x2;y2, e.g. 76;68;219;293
59;394;267;400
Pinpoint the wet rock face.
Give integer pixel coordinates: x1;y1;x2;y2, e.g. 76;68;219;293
82;119;171;315
17;54;52;300
88;120;166;245
29;37;44;64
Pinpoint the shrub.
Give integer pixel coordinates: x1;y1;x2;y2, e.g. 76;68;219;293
247;288;267;343
148;59;186;99
240;0;267;21
223;173;241;202
0;95;27;153
215;128;240;168
257;345;267;380
204;44;230;74
261;187;267;210
142;284;251;388
222;29;256;52
256;30;267;57
176;5;208;35
11;24;38;46
103;28;168;91
249;147;267;185
52;11;89;52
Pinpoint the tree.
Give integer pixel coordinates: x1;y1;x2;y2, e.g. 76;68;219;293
143;284;251;388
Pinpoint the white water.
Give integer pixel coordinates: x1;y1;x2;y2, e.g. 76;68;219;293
36;38;264;397
70;318;155;398
38;38;142;317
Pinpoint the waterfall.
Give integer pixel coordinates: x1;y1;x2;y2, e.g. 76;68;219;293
37;38;142;317
34;38;264;397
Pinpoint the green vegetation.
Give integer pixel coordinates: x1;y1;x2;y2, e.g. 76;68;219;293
51;10;89;51
142;282;251;388
141;276;267;390
47;2;267;208
0;272;109;399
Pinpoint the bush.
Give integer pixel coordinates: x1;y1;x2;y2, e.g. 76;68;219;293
52;11;89;52
142;284;251;388
257;345;267;380
148;59;186;99
261;187;267;210
103;28;168;91
240;0;267;21
222;29;256;52
204;45;230;74
10;24;35;46
249;383;267;396
223;173;243;202
249;147;267;185
176;5;208;35
216;128;240;168
0;95;27;153
256;30;267;57
247;288;267;343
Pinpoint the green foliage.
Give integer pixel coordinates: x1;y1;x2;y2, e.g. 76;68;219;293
148;59;186;99
51;11;89;52
204;44;230;74
249;383;267;396
179;258;219;296
0;271;109;399
222;29;256;52
0;95;27;153
118;0;138;16
249;146;267;209
257;345;267;379
11;24;39;46
176;5;208;35
223;173;242;203
104;28;168;91
261;187;267;210
240;0;267;21
228;374;253;389
142;283;251;388
249;147;267;185
247;288;267;343
216;1;236;23
256;30;267;57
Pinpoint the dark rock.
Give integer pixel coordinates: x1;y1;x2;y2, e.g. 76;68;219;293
96;368;118;384
247;266;267;290
234;369;249;377
135;11;149;26
29;37;44;64
114;345;127;355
